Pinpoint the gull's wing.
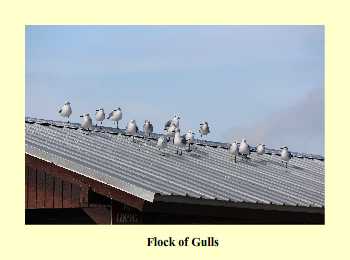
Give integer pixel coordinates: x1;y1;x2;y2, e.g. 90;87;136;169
107;112;113;119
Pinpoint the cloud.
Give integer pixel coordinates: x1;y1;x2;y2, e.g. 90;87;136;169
223;88;324;155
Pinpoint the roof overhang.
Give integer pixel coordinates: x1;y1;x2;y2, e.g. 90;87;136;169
25;145;155;210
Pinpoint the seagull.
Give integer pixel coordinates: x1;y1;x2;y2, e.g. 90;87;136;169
126;119;139;142
199;121;210;139
143;120;154;140
80;113;92;131
164;115;180;130
280;146;292;168
185;130;195;151
156;136;168;155
164;122;178;143
172;115;180;128
239;139;250;160
95;108;105;127
256;144;266;155
107;107;122;129
58;101;72;123
229;141;239;163
173;129;186;155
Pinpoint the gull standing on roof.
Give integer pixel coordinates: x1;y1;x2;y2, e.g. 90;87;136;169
239;139;250;160
107;107;122;129
229;141;239;163
185;130;195;151
199;121;210;139
156;136;168;155
95;108;105;127
256;144;266;155
172;115;180;128
143;120;154;140
173;129;186;155
58;101;72;123
164;115;180;131
280;146;292;168
164;115;180;143
126;119;139;142
80;113;92;131
164;122;178;143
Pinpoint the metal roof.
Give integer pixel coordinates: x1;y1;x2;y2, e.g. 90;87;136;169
25;117;325;208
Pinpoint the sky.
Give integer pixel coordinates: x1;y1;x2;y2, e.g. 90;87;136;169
25;25;324;155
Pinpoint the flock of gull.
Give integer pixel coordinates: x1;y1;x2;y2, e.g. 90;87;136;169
58;101;292;167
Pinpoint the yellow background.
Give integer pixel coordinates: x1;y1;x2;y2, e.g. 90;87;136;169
0;0;348;259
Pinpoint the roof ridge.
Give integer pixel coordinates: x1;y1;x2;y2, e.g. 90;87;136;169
25;116;324;161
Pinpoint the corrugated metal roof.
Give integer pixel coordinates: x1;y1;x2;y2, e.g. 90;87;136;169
25;117;325;208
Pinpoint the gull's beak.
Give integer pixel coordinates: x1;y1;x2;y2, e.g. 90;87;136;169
80;115;83;117
96;109;99;111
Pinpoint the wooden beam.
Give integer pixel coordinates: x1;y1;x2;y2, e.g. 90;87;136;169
25;154;145;210
53;176;63;208
71;184;80;208
44;173;54;208
62;182;72;208
82;207;111;224
27;167;36;208
36;170;46;208
25;166;28;208
79;186;89;207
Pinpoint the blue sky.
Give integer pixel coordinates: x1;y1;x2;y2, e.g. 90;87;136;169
25;25;324;155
